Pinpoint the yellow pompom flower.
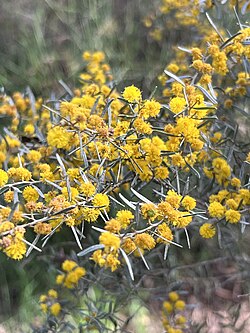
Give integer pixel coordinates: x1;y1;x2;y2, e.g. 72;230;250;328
81;207;100;223
4;190;14;203
47;126;74;150
163;301;173;313
0;221;14;233
99;232;121;251
80;182;96;197
0;169;8;187
116;210;134;228
62;260;77;272
155;166;169;180
156;223;173;243
166;190;182;209
181;196;196;211
174;300;185;310
50;303;61;316
48;289;58;298
4;238;27;260
105;253;121;272
40;303;48;313
64;267;86;288
122;238;137;254
231;177;241;188
133;118;152;134
56;274;65;285
122;85;142;103
225;209;241;224
176;315;186;325
22;186;39;202
105;219;121;233
26;150;42;163
92;193;110;210
169;97;186;114
208;202;225;219
168;292;179;302
199;223;216;238
134;233;156;250
140;99;161;119
24;124;35;135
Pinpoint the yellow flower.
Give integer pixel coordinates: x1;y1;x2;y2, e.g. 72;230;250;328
208;202;225;219
39;295;47;303
168;292;179;302
81;207;100;223
122;85;142;103
61;186;79;201
22;186;39;202
169;97;186;114
48;289;58;298
225;199;238;210
167;63;179;73
7;167;32;181
62;260;77;272
225;209;241;224
105;253;120;272
174;300;185;310
133;118;152;134
105;219;121;233
166;190;182;209
163;301;173;313
26;150;42;163
99;232;121;251
92;193;110;210
4;190;14;203
181;196;196;211
134;233;155;250
92;250;106;267
231;177;241;188
40;303;48;313
122;238;137;254
4;238;27;260
140;100;161;119
0;169;8;187
156;223;173;244
34;222;52;235
80;182;96;197
239;189;250;205
47;126;74;150
154;166;169;180
56;274;65;285
24;124;35;135
199;223;216;239
50;303;61;316
176;315;186;325
116;210;134;228
64;267;86;288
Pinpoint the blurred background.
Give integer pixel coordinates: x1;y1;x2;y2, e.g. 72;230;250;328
0;0;168;96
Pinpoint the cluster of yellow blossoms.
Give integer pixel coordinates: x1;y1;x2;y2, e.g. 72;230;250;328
200;181;250;238
162;292;188;333
0;16;249;282
40;260;85;317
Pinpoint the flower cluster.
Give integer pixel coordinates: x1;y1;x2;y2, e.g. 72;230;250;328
162;292;188;333
0;10;249;290
39;259;86;319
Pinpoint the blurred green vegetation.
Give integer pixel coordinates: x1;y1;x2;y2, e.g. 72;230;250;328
0;0;166;96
